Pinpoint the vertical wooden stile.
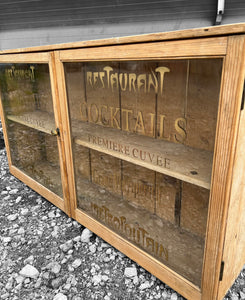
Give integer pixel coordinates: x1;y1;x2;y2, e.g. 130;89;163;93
49;52;71;216
202;35;245;300
217;86;245;298
0;92;13;167
53;51;77;218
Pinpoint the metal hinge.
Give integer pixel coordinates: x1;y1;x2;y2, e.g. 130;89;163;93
241;82;245;111
219;261;225;281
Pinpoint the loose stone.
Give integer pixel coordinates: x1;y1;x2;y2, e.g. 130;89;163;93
17;227;25;235
2;237;12;244
19;264;39;279
81;228;93;243
102;275;109;282
1;293;10;300
92;274;102;285
64;283;72;290
51;277;64;289
5;277;14;290
24;255;34;265
9;188;18;194
72;259;82;269
170;293;178;300
48;211;56;218
15;275;25;284
48;262;61;275
124;267;138;278
53;293;68;300
7;214;18;221
34;277;42;288
20;208;29;215
133;276;139;285
139;281;151;290
60;240;73;252
89;244;96;253
73;235;81;243
106;248;112;255
15;196;22;203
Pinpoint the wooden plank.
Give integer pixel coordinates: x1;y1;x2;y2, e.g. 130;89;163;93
59;37;227;61
73;121;213;189
119;61;157;214
155;174;180;224
74;207;202;300
0;23;244;55
122;161;155;213
202;35;245;300
91;150;122;197
156;60;187;144
181;183;210;238
63;62;86;121
0;52;50;63
10;164;65;212
73;143;91;180
186;59;223;151
7;111;55;135
217;107;245;299
119;61;158;137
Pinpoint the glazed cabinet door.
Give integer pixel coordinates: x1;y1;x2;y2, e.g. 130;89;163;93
54;37;229;300
0;53;69;214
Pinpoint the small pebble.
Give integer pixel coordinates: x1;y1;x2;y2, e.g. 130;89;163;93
92;275;102;285
170;293;178;300
124;267;137;278
81;228;93;243
139;281;151;290
7;214;18;221
72;259;82;269
9;188;18;194
89;244;96;253
53;293;67;300
19;264;39;279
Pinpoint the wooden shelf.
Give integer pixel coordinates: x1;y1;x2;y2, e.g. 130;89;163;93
7;110;213;189
7;111;56;135
72;120;213;189
76;176;204;286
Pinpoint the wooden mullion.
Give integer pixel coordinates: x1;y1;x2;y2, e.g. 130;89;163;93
49;52;71;216
201;35;245;300
53;51;78;219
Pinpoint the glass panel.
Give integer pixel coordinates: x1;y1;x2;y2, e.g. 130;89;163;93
0;63;63;197
65;59;223;286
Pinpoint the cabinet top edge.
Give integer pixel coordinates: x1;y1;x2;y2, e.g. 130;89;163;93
0;23;245;55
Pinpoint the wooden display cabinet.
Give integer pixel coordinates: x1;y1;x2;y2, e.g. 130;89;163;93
0;24;245;300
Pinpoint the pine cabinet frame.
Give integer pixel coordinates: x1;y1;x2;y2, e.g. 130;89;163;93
0;24;245;300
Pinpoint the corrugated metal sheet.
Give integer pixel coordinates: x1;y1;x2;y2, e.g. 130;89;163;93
0;0;244;50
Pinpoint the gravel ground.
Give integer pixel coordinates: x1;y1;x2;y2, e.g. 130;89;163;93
0;121;245;300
